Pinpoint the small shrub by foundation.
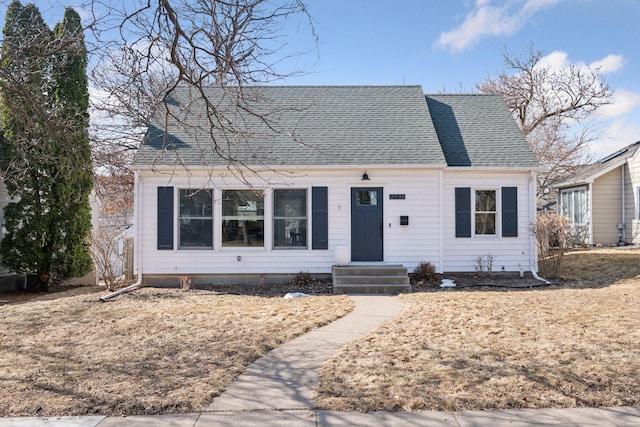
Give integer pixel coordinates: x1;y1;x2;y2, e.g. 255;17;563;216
291;271;312;287
411;262;438;286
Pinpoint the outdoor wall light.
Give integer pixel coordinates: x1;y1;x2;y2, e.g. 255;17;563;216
361;171;371;181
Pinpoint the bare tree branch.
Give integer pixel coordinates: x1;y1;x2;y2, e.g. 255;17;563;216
478;43;612;199
86;0;317;185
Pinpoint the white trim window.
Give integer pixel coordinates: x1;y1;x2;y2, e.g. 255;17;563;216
474;189;497;235
179;189;213;249
273;189;308;248
560;187;587;225
222;190;265;247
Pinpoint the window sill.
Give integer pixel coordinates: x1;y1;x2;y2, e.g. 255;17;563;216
273;247;309;250
220;246;266;250
178;247;214;250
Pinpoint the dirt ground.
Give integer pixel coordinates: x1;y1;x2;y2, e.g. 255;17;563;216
2;248;639;416
315;248;640;411
0;286;352;417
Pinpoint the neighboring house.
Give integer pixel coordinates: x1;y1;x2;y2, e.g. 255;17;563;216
0;179;19;290
131;85;539;286
552;141;640;246
92;175;135;281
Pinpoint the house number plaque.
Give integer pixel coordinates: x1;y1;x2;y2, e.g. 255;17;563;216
389;194;406;200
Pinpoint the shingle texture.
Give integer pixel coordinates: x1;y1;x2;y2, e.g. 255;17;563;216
134;86;537;169
553;141;640;188
134;85;446;167
426;94;538;168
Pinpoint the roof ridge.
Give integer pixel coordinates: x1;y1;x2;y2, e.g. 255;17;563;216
171;84;424;89
425;93;500;97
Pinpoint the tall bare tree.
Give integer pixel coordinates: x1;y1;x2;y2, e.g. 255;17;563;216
87;0;316;176
0;1;314;289
0;0;315;176
477;45;612;201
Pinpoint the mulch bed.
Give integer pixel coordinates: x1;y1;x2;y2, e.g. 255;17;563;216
410;273;552;292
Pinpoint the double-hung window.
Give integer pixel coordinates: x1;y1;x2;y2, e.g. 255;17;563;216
222;190;264;247
475;189;497;235
273;189;307;248
179;189;213;248
455;187;517;238
560;187;587;225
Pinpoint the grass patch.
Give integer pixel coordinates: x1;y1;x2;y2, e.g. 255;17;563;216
561;248;640;286
316;248;640;411
0;287;352;417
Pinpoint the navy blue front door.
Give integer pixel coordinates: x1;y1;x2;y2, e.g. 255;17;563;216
351;187;383;261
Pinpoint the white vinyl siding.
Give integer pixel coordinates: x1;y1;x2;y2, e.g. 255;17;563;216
136;167;535;276
442;171;533;273
591;169;622;245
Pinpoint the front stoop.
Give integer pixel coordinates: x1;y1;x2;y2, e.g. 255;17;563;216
332;264;410;294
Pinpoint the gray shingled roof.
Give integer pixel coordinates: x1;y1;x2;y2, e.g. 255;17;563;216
426;94;538;168
134;85;446;167
134;86;537;169
552;141;640;188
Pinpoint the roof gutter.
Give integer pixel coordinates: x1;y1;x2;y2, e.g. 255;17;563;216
131;163;450;172
132;164;540;174
445;166;540;172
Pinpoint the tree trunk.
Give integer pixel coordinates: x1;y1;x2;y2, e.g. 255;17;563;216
36;271;50;292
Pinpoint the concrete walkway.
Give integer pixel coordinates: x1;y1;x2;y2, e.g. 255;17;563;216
2;406;640;426
2;295;640;426
207;295;404;411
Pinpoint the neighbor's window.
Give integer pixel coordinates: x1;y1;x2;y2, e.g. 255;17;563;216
179;189;213;248
222;190;264;247
475;189;496;235
273;189;307;248
560;187;587;225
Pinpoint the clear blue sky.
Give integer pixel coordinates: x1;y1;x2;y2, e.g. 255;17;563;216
4;0;639;158
280;0;640;157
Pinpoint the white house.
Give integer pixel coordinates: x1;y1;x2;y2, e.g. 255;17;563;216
131;85;539;290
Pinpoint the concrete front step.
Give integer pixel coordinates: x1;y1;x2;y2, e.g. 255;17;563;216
332;265;410;294
333;275;410;285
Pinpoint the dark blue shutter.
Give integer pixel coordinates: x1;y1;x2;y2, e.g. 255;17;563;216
455;187;471;238
157;186;174;250
502;187;518;237
312;187;328;250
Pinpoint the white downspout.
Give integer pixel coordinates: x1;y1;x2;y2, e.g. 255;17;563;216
588;182;593;245
99;171;143;302
621;164;626;243
529;171;549;284
438;169;444;274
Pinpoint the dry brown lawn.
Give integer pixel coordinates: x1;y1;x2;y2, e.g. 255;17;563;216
0;286;352;417
316;248;640;412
